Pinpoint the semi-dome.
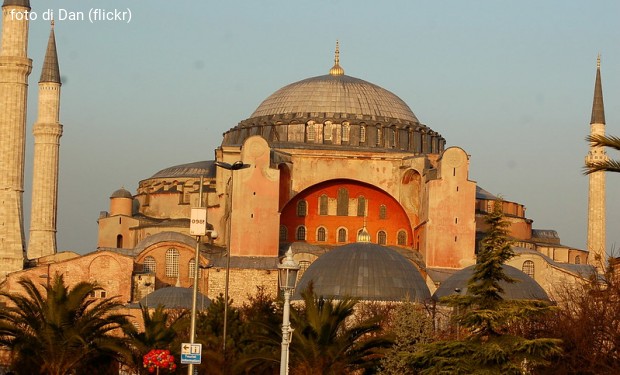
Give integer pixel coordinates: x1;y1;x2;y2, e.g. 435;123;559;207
250;74;418;123
433;265;549;301
148;161;215;179
140;286;211;310
294;243;430;302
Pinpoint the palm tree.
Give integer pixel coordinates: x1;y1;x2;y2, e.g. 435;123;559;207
123;304;188;374
0;274;131;375
288;287;392;375
584;134;620;174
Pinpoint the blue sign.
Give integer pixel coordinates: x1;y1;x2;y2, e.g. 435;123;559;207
181;343;202;364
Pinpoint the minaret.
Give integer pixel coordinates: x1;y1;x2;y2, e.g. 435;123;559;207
0;0;32;277
585;55;607;271
28;22;62;259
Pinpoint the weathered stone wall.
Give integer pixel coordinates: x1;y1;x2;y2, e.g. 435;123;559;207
207;267;279;306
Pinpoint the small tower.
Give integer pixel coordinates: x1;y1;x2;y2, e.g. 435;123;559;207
0;0;32;276
585;55;607;271
28;22;63;259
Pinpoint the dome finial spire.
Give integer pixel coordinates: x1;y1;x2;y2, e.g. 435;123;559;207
329;40;344;76
597;53;601;68
357;206;371;243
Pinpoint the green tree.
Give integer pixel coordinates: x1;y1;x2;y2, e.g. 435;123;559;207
0;274;131;375
192;293;244;375
584;134;620;174
378;301;434;375
408;200;562;374
288;286;392;375
234;286;283;375
123;305;188;374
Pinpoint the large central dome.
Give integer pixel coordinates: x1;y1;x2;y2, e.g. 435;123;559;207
250;74;418;123
221;44;444;154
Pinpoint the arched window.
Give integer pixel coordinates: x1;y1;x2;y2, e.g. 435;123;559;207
360;125;366;143
298;260;311;280
116;234;123;248
296;226;306;241
337;228;347;243
377;231;387;245
165;248;180;278
379;204;387;219
522;260;535;278
279;225;288;241
575;255;581;265
317;227;326;242
307;122;316;141
397;230;407;246
377;230;387;245
342;123;350;142
188;259;202;279
357;196;366;217
376;127;382;146
143;256;156;273
297;200;307;217
319;194;328;215
324;121;332;140
337;188;349;216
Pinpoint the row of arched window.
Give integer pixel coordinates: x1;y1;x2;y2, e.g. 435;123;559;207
142;249;202;279
297;193;387;219
303;122;441;152
281;225;407;246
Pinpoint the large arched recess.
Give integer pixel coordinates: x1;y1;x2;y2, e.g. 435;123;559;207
280;179;413;247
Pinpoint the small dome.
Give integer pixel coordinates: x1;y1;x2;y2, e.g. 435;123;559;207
110;188;132;199
140;287;211;310
294;243;430;302
433;264;549;301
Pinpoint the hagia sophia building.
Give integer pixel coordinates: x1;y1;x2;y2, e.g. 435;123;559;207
0;0;610;308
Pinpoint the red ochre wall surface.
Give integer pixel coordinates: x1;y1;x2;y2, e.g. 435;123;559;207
280;179;413;247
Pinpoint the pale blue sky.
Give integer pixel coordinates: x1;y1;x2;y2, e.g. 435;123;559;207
17;0;620;254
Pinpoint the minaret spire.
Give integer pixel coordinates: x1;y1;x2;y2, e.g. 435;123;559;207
0;0;33;277
28;24;63;259
586;55;607;272
590;54;605;126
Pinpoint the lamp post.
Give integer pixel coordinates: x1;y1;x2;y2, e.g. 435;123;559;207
454;287;461;340
214;160;249;353
187;177;219;375
278;247;300;375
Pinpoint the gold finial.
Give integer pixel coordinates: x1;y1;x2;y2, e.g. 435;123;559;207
329;40;344;76
335;40;340;65
357;226;371;243
357;204;371;243
597;53;601;69
51;19;55;29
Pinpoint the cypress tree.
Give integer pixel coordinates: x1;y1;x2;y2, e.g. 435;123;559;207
407;200;562;374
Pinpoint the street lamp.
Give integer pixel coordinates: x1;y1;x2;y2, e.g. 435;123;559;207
278;247;300;375
214;160;249;353
187;177;219;375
